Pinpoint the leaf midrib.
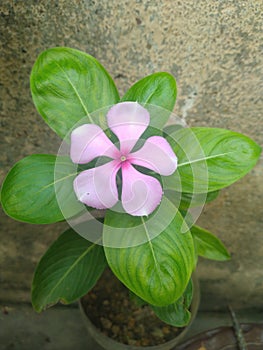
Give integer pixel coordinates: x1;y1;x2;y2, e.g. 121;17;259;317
36;172;78;193
141;217;162;280
54;61;93;123
177;151;235;167
142;90;156;105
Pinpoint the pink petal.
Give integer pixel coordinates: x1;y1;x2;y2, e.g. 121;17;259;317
70;124;119;164
129;136;177;175
107;102;150;153
73;161;120;209
121;162;163;216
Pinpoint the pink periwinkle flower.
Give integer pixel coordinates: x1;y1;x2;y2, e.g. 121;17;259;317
70;102;177;216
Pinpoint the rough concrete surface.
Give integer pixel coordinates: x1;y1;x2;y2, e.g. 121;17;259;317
0;303;262;350
0;0;262;312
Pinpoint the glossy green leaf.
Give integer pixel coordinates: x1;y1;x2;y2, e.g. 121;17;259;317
121;72;177;129
103;199;195;307
191;225;231;261
1;154;81;224
32;228;106;312
164;127;261;193
151;279;193;327
31;47;120;138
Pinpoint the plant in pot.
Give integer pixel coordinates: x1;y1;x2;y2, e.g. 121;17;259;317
1;47;261;349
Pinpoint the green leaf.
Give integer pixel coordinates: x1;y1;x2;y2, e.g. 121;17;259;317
121;72;177;129
103;198;195;306
129;290;147;307
191;225;231;261
151;279;193;327
1;154;82;224
121;72;177;109
181;190;219;209
165;190;220;211
164;127;261;193
32;228;106;312
184;278;194;309
163;124;184;135
30;47;119;138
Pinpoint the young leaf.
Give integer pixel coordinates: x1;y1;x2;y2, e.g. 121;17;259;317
191;225;231;261
103;198;195;307
32;228;106;312
1;154;82;224
151;279;193;327
121;72;177;128
30;47;120;139
164;127;261;193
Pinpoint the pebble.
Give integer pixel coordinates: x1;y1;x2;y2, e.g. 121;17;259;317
152;327;164;338
111;325;120;335
127;317;135;329
162;326;171;335
100;317;112;330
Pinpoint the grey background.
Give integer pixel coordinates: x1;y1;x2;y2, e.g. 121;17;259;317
0;0;262;311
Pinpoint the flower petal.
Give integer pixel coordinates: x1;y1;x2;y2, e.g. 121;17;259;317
73;161;120;209
107;102;150;153
70;124;119;164
121;162;163;216
129;136;177;175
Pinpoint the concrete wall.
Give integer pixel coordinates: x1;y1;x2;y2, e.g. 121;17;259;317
1;1;262;311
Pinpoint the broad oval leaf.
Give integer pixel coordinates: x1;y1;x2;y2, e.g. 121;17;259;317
164;127;261;193
32;228;106;312
151;279;193;327
191;225;231;261
103;201;195;307
1;154;81;224
121;72;177;129
30;47;120;138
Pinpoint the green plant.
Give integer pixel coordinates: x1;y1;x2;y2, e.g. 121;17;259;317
1;47;261;327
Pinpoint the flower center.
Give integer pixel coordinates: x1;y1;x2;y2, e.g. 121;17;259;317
120;155;127;162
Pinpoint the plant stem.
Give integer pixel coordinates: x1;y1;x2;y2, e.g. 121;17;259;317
228;305;247;350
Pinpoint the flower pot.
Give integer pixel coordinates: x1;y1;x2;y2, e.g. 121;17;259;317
79;269;200;350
